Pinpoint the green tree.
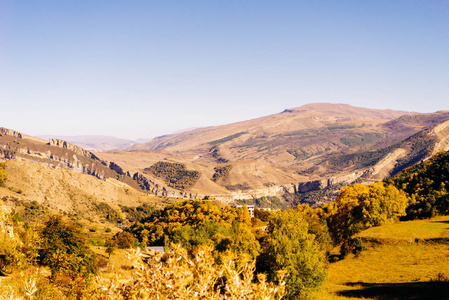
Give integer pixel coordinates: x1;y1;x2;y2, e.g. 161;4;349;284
39;215;96;277
385;150;449;219
261;209;327;299
230;220;260;259
297;204;332;252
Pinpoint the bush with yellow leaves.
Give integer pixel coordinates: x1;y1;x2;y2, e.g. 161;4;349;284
96;244;285;300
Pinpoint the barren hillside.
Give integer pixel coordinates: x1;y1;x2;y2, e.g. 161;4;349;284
98;104;449;200
0;160;174;218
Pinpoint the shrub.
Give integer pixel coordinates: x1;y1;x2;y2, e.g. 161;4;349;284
95;245;285;299
340;237;367;257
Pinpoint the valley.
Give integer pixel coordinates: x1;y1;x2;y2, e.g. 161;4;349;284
99;103;449;206
4;103;449;208
2;103;449;299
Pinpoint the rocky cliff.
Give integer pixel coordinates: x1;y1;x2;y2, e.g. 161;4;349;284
0;128;136;184
48;138;102;161
0;127;23;139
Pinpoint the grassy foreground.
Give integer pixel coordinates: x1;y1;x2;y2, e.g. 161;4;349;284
311;216;449;299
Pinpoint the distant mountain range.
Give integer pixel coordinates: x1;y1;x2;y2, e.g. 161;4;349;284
100;103;449;200
3;103;449;206
37;135;139;152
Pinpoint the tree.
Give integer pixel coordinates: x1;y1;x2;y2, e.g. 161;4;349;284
385;150;449;219
260;209;327;299
297;204;332;252
254;209;271;222
0;202;20;276
105;239;117;258
230;220;260;259
0;162;7;187
115;231;135;249
39;215;96;277
327;182;410;245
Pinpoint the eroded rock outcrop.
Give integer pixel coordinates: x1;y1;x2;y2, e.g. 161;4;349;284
109;161;125;175
48;138;105;163
0;127;23;139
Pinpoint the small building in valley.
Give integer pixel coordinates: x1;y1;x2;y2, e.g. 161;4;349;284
235;204;255;218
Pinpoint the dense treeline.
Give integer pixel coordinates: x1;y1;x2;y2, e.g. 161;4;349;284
235;195;290;209
386;151;449;219
145;161;200;190
125;200;252;246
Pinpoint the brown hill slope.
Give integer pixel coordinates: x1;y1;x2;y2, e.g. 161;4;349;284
0;128;201;200
0;127;123;180
104;104;449;199
129;103;412;152
0;128;181;219
0;160;172;218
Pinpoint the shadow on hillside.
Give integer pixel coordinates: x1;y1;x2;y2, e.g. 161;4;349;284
337;281;449;300
431;220;449;224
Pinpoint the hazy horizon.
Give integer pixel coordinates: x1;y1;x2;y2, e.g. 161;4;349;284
2;1;448;140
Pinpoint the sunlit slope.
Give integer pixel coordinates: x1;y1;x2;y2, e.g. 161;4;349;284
0;160;173;217
130;103;413;153
317;216;449;300
105;104;449;195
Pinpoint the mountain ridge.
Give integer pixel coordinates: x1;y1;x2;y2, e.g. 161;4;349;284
100;103;449;201
38;135;138;152
128;103;413;152
3;102;449;207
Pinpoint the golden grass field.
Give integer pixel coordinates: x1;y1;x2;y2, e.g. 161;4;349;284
311;216;449;299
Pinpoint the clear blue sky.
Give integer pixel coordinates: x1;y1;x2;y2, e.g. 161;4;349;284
1;0;448;140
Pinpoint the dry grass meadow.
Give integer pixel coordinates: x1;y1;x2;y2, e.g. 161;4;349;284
311;216;449;299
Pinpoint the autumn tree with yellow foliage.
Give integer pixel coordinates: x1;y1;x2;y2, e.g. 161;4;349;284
324;182;410;246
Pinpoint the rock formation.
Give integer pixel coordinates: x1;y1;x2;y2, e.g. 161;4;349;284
0;127;22;139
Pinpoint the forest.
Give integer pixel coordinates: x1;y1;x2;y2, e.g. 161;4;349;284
144;161;200;190
1;150;449;299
